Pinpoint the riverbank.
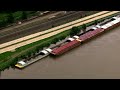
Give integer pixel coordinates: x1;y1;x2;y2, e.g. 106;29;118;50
0;11;119;71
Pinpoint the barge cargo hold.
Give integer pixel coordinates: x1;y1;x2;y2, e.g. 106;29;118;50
51;39;81;55
79;28;104;42
51;16;120;56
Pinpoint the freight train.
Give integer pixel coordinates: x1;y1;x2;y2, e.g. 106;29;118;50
51;16;120;56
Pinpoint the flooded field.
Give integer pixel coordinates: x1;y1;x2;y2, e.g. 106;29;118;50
1;26;120;79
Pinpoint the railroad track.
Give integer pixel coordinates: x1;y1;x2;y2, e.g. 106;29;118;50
0;11;87;43
0;11;119;54
0;11;110;48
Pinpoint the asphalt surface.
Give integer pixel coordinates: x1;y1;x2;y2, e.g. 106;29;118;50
0;11;98;44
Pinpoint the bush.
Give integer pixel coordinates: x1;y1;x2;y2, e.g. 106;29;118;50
52;38;59;44
21;11;27;20
7;13;14;23
0;20;7;27
45;42;51;47
70;26;80;36
94;20;98;25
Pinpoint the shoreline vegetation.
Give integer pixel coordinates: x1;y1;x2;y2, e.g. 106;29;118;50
0;12;119;71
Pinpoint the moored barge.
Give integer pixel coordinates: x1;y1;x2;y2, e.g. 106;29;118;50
51;39;81;55
51;16;120;56
15;48;52;69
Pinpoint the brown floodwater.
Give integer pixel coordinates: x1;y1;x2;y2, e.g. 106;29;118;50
1;26;120;79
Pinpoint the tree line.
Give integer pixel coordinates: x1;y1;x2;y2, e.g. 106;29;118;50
0;11;33;28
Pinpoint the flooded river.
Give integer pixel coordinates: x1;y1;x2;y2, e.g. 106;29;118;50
1;26;120;79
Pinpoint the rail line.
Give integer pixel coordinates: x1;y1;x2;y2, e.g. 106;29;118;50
0;11;119;54
0;11;110;49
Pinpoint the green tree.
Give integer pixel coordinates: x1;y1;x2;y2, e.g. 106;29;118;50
82;24;86;29
52;38;59;44
46;42;51;47
11;57;19;66
39;45;44;50
21;55;26;59
70;26;80;36
32;50;36;56
60;35;66;41
0;20;7;28
7;13;14;23
21;11;27;20
82;24;86;32
94;20;98;25
35;47;40;53
27;52;32;57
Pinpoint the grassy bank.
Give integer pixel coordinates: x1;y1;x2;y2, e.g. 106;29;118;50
0;12;119;71
0;29;71;71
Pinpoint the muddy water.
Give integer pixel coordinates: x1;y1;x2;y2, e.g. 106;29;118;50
1;26;120;79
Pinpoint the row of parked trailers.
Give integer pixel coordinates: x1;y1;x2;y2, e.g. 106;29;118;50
51;16;120;56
